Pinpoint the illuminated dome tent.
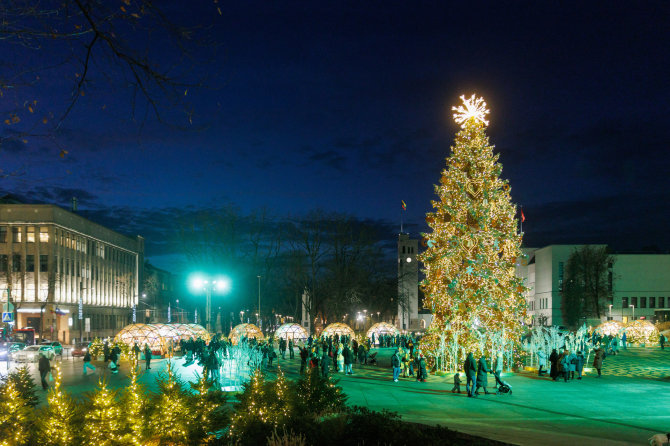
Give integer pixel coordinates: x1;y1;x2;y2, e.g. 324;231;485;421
229;323;264;345
366;322;400;342
595;320;625;337
321;322;355;339
274;323;308;341
115;323;212;354
115;324;165;353
624;320;659;345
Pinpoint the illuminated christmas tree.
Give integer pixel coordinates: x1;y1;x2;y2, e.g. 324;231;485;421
5;366;38;407
148;362;194;444
187;370;227;443
0;380;31;446
36;364;77;445
83;379;122;446
419;94;527;368
120;353;146;445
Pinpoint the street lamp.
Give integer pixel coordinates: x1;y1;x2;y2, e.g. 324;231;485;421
609;304;613;321
257;275;261;328
188;274;231;332
631;304;635;321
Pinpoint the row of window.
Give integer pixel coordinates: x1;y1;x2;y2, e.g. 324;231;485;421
0;226;49;243
0;254;48;272
1;226;135;267
621;296;666;309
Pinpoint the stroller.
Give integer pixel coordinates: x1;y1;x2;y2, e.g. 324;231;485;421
496;381;512;395
367;351;378;365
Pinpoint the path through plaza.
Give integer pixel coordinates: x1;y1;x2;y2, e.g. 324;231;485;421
2;346;669;445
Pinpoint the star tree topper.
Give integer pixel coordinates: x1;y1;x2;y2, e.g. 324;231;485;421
452;94;490;128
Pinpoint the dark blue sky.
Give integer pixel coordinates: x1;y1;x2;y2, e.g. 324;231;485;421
2;1;669;272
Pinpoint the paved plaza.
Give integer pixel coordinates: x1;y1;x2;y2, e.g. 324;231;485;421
2;346;669;445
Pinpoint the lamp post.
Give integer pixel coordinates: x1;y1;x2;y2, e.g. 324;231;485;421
189;275;231;333
631;304;635;321
257;275;261;329
609;304;613;321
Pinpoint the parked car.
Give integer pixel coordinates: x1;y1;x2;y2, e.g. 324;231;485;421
11;345;55;362
71;341;89;357
41;340;63;355
0;342;25;360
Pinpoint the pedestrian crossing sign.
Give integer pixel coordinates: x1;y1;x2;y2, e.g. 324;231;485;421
2;312;12;323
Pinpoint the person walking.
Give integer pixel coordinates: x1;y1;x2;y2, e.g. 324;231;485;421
537;347;547;376
279;337;287;359
344;345;354;375
299;345;308;374
661;333;666;350
493;352;505;389
416;353;427;382
475;354;492;395
567;350;577;380
144;344;152;370
549;348;559;380
593;346;605;377
464;352;477;397
321;349;330;378
83;350;96;375
38;353;51;390
622;331;627;349
391;349;402;382
575;350;585;379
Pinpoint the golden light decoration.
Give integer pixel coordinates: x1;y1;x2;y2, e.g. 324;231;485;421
366;322;400;341
274;323;309;341
229;323;265;345
452;94;490;128
624;320;659;345
321;322;355;339
595;320;625;336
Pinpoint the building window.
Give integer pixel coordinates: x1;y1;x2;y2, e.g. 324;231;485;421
0;255;7;272
40;255;48;272
12;254;21;272
39;227;49;243
640;296;646;308
26;255;35;272
631;296;637;308
558;262;564;292
27;226;35;243
649;297;655;308
0;227;6;243
12;227;21;243
660;297;665;308
622;296;628;309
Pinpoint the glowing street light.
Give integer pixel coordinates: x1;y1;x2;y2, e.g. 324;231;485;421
188;274;231;332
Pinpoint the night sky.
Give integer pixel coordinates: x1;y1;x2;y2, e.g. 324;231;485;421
2;1;669;273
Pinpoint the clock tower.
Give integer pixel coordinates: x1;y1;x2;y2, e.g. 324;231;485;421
397;233;419;331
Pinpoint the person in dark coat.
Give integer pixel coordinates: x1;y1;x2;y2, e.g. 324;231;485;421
321;350;330;378
38;353;51;390
575;351;585;379
475;355;492;395
592;347;605;377
279;338;287;359
464;352;477;397
660;334;666;350
549;348;559;380
299;345;308;374
288;339;295;359
144;344;152;370
416;354;427;382
343;345;354;375
83;350;96;375
452;373;462;393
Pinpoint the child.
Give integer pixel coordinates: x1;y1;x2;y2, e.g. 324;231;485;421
452;372;462;393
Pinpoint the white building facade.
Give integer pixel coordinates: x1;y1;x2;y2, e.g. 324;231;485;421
0;204;144;343
517;245;670;326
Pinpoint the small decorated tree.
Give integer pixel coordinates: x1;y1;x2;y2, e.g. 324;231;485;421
120;353;147;445
83;379;122;445
4;366;39;407
148;362;194;444
419;94;527;368
0;380;32;445
36;363;78;445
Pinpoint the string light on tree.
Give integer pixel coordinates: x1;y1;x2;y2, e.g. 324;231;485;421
419;93;527;368
83;379;122;445
37;363;76;445
0;380;31;446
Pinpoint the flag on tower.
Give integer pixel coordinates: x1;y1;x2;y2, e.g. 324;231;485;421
521;208;525;222
401;200;407;211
